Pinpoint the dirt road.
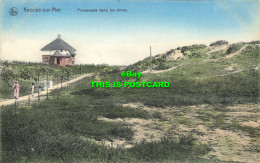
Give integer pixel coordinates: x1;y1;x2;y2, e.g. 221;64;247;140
0;73;93;107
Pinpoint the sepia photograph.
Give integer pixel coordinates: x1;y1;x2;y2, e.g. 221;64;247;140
0;0;259;162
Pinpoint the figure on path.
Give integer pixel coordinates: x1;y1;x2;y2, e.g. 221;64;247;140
31;83;35;96
13;81;20;99
49;80;53;89
44;79;47;90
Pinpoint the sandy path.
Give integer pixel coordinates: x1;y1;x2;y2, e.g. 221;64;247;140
0;73;93;106
208;44;229;54
224;46;246;58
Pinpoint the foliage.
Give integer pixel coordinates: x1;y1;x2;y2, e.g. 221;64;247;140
226;43;243;54
181;44;208;58
0;79;13;99
248;40;260;45
1;94;210;162
210;40;228;46
129;134;211;161
153;63;172;70
181;44;207;53
152;111;162;119
1;96;135;162
1;41;259;162
210;50;225;59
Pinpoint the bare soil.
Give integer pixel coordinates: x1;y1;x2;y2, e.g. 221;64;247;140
99;103;260;163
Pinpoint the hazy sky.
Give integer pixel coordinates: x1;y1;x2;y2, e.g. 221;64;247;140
1;0;259;65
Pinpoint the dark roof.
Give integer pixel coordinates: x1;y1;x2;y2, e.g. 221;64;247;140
52;51;72;58
64;53;72;57
41;35;76;55
68;49;76;55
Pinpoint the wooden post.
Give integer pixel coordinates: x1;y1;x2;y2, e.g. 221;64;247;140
150;46;152;58
15;99;17;113
60;76;63;90
28;79;31;105
38;74;40;102
150;46;152;72
47;73;49;99
28;94;30;105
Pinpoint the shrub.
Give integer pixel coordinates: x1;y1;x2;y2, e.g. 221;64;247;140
248;40;260;45
129;135;211;161
154;64;171;70
210;40;228;46
226;43;243;54
111;126;134;141
152;111;162;119
95;104;149;119
210;50;225;59
181;44;208;58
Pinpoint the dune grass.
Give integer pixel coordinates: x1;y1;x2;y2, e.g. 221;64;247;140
1;89;211;162
1;43;259;162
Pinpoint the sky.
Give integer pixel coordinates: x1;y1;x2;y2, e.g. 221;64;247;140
0;0;259;65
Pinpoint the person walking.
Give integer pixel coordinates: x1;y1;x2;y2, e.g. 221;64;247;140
31;83;35;96
49;80;53;89
13;81;20;99
44;79;47;90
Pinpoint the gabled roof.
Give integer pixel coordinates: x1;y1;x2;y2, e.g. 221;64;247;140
53;51;72;58
41;35;76;54
68;49;76;55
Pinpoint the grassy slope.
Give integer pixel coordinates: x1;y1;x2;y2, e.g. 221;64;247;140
115;44;259;106
1;43;259;162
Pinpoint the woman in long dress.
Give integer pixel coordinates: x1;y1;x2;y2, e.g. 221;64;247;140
13;81;20;99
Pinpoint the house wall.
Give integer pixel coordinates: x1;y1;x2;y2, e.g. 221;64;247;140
64;58;70;66
42;53;75;66
53;57;57;65
58;57;75;66
59;57;70;66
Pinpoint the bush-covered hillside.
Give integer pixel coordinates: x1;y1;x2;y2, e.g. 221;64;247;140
1;41;259;162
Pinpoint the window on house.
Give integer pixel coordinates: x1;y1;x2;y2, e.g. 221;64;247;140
44;57;48;62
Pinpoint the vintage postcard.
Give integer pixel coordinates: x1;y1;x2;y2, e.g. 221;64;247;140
0;0;259;162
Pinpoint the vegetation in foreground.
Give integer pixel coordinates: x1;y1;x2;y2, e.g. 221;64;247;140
1;93;210;162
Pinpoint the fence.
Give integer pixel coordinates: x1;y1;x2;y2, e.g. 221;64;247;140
0;60;47;66
0;74;96;113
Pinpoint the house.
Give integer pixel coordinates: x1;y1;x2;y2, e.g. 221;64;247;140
41;34;76;66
